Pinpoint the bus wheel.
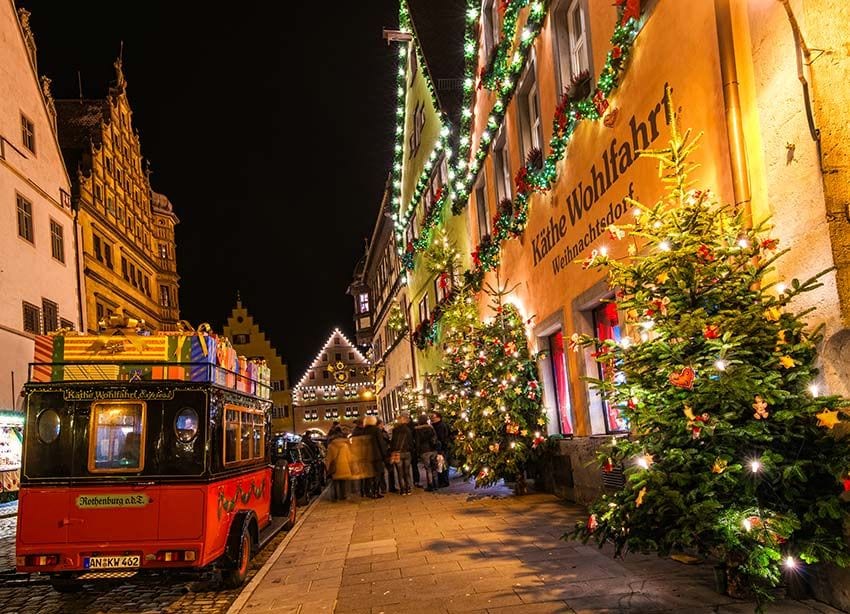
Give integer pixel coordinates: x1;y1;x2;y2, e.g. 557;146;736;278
271;460;291;518
221;526;252;589
50;577;82;593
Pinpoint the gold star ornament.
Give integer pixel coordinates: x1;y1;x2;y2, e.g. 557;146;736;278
816;409;841;429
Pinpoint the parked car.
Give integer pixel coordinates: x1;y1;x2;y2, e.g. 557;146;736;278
271;434;326;505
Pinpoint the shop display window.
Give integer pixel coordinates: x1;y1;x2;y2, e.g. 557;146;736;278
592;303;629;433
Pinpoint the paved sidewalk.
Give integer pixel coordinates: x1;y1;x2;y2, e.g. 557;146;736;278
236;480;844;614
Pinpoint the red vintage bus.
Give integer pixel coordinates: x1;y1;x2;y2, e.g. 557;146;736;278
15;353;296;592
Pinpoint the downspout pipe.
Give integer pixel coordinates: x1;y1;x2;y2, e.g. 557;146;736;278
714;0;753;226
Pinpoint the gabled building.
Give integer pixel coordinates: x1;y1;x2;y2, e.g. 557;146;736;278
0;3;82;410
385;1;472;406
223;297;292;433
293;329;376;435
348;178;416;423
55;57;180;332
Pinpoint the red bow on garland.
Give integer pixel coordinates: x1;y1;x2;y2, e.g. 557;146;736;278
615;0;641;25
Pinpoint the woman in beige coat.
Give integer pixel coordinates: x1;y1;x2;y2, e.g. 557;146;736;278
324;429;354;501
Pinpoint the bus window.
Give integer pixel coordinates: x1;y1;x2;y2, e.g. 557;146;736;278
252;414;264;458
225;409;239;464
224;404;265;465
88;401;146;472
240;412;252;460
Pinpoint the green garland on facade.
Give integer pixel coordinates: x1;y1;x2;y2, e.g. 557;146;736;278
391;1;452;257
454;0;548;215
401;187;449;271
468;0;643;278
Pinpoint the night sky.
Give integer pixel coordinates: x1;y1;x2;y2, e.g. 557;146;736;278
18;1;401;380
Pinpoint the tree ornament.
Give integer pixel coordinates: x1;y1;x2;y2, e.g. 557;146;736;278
711;458;728;474
635;487;647;507
703;324;720;339
816;409;840;429
752;395;769;420
669;367;695;390
779;356;796;369
764;307;782;322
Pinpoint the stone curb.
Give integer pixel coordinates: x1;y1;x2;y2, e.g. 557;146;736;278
225;487;330;614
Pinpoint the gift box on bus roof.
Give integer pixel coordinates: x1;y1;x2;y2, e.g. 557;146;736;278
59;333;168;363
215;340;237;388
161;332;217;383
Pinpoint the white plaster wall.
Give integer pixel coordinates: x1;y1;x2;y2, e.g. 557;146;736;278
0;1;79;408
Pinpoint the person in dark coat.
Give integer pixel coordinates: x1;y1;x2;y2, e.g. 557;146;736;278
414;414;438;491
390;414;415;494
430;411;452;488
399;411;421;486
377;419;395;493
362;415;387;498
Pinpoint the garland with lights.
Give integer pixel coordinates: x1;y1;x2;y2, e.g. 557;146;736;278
401;187;449;270
567;94;850;606
431;281;546;494
465;0;643;280
390;2;453;256
454;0;548;216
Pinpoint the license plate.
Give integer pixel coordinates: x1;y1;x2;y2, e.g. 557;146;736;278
84;555;141;569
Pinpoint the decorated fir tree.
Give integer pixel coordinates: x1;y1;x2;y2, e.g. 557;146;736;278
433;281;547;494
569;92;850;605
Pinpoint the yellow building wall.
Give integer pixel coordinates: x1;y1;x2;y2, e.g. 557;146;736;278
223;300;292;433
66;64;179;332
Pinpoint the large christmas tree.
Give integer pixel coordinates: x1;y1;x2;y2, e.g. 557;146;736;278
433;281;546;494
570;92;850;605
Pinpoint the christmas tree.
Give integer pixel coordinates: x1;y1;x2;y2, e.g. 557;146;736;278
569;90;850;606
433;280;547;494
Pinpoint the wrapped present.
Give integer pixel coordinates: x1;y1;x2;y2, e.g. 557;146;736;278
246;361;258;396
151;365;187;381
189;334;217;383
216;340;238;388
237;356;251;393
32;335;56;382
60;333;168;362
165;334;192;363
62;364;121;381
252;361;272;399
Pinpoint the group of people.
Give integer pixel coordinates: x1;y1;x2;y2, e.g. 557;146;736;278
323;411;453;501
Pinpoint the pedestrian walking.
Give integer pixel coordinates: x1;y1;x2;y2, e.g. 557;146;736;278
430;411;452;488
377;419;396;493
363;416;387;498
414;414;438;492
349;418;377;498
390;414;414;495
324;427;353;501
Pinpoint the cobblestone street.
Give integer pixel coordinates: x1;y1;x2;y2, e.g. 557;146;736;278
236;480;845;614
0;501;289;614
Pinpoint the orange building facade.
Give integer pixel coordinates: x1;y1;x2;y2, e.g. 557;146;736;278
455;0;849;517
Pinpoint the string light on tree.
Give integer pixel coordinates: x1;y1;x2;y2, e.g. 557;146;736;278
569;90;850;607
